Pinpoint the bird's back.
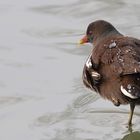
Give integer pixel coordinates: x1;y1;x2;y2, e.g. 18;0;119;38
92;36;140;105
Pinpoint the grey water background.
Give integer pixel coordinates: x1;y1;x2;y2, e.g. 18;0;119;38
0;0;140;140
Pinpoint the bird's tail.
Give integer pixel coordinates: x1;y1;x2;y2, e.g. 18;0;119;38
120;74;140;99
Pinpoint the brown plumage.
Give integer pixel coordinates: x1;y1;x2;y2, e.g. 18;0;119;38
80;20;140;126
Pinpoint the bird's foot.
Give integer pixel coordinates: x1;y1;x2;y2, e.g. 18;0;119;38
126;123;133;133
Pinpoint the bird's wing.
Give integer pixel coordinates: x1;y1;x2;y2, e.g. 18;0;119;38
82;64;99;92
101;39;140;76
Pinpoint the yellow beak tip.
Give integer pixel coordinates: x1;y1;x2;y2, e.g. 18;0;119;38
78;40;84;45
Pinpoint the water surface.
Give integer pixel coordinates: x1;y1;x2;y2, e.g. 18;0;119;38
0;0;140;140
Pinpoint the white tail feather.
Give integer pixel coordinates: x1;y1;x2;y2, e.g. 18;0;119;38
120;85;138;99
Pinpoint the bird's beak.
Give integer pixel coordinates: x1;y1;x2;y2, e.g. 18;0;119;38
79;35;88;45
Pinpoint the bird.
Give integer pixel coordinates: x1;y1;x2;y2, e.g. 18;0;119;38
79;20;140;126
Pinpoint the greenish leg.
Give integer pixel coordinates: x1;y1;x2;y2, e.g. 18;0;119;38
128;102;135;126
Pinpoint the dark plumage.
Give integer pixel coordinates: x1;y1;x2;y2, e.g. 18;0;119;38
80;20;140;126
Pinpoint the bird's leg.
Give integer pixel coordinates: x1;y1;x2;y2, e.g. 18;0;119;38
128;102;135;126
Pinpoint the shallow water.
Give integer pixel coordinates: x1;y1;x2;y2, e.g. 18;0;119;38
0;0;140;139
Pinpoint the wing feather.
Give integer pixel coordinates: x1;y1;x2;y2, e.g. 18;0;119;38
99;37;140;76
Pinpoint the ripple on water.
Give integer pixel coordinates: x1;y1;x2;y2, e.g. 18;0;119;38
0;96;26;108
22;28;81;38
29;0;125;18
32;109;140;140
32;92;140;140
4;62;32;68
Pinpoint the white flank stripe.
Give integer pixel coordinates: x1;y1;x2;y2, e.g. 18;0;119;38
86;53;92;68
120;85;138;99
91;71;100;78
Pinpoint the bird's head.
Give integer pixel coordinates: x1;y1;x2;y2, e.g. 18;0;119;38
79;20;121;45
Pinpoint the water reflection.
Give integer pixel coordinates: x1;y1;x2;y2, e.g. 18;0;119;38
73;93;99;108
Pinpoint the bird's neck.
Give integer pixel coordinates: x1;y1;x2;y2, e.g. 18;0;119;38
93;30;123;46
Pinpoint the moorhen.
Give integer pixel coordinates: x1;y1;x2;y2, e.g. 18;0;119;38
80;20;140;126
